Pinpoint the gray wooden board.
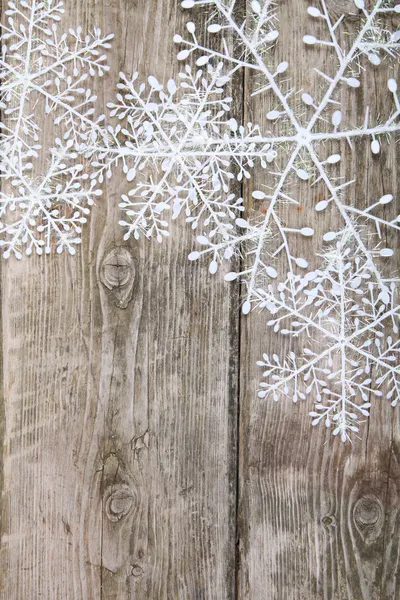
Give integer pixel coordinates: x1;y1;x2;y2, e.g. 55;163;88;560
0;0;399;598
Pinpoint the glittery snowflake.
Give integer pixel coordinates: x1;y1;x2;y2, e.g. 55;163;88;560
95;0;399;441
0;0;113;257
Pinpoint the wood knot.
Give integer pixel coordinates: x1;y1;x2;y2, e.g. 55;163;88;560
353;496;384;544
105;485;136;522
322;514;336;530
130;564;143;578
100;247;135;309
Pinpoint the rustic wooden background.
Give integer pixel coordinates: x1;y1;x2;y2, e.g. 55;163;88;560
0;0;399;598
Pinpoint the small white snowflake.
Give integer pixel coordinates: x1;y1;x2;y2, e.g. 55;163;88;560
88;67;277;248
256;228;400;442
0;0;113;257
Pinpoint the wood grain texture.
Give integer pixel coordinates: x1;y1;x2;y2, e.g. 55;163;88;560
0;1;238;598
237;1;400;599
0;0;399;599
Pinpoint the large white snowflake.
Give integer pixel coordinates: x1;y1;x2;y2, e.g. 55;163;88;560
0;0;113;257
92;0;399;441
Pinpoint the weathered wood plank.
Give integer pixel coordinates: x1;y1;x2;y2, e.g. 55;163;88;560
0;1;238;598
1;0;399;597
238;1;400;598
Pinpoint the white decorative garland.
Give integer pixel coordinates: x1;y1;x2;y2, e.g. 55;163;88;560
0;0;113;256
1;0;399;442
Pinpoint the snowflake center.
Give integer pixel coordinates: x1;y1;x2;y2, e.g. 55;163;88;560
296;128;312;147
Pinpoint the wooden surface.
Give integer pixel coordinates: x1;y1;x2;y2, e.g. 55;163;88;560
0;0;399;598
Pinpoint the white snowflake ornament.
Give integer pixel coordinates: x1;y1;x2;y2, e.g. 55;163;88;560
0;1;113;257
94;0;400;442
257;229;400;442
88;67;276;247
